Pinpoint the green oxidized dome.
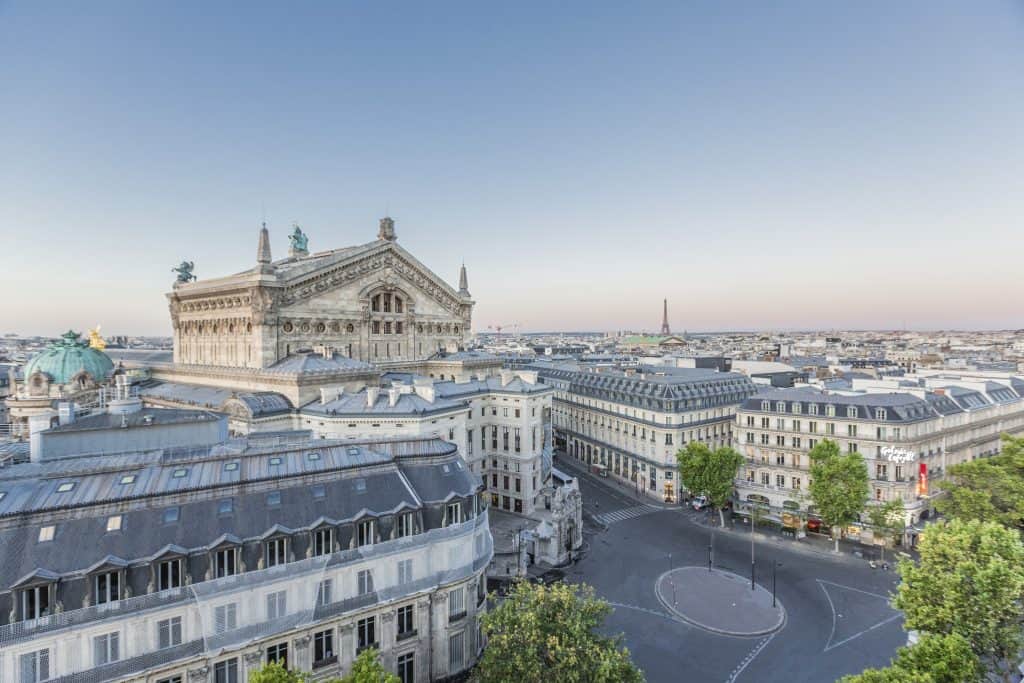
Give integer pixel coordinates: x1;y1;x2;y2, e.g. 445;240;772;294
24;330;114;385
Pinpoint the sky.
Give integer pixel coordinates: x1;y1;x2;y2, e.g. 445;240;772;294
1;1;1023;336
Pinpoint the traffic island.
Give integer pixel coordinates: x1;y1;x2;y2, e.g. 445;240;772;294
655;566;785;636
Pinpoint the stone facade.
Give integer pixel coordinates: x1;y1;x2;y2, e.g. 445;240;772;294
167;219;473;369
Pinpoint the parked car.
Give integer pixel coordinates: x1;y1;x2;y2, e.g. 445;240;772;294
691;495;710;511
806;517;822;533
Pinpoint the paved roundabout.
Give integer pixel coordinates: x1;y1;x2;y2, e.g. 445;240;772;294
655;566;786;636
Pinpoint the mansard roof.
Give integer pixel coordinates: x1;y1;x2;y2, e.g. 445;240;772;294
741;387;962;422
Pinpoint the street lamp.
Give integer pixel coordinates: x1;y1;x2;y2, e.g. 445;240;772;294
708;528;715;573
750;504;758;591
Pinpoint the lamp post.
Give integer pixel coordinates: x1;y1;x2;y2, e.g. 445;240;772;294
708;529;714;573
750;504;758;591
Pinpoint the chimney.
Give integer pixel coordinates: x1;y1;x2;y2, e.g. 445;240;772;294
366;387;380;407
388;388;399;408
58;401;75;426
500;369;514;387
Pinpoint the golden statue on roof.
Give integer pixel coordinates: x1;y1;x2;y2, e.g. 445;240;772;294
88;325;107;350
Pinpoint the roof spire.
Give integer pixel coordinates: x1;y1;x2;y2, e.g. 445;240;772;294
660;298;671;335
257;222;273;269
458;261;470;296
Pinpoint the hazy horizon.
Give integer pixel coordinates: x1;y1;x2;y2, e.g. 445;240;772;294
3;2;1023;336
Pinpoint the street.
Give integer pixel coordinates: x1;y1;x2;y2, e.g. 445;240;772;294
559;457;905;683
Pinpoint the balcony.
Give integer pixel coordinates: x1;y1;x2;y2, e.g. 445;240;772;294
356;641;380;655
396;629;418;642
312;655;338;670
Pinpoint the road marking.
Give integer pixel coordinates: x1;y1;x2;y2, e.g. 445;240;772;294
593;504;660;526
725;632;776;683
818;579;901;652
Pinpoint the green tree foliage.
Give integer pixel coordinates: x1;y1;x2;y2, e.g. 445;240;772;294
866;498;905;564
936;433;1024;532
676;443;744;526
840;633;981;683
807;439;869;552
247;648;397;683
336;647;399;683
894;519;1024;683
248;662;307;683
473;580;644;683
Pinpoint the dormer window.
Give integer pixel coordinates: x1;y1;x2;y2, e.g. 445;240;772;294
311;527;333;557
38;526;55;543
761;401;770;411
163;506;180;525
265;537;288;567
95;570;121;604
875;409;886;421
776;402;786;413
445;502;463;526
356;519;375;547
214;547;238;578
106;515;123;532
395;512;413;539
156;558;182;591
19;584;52;621
847;407;857;418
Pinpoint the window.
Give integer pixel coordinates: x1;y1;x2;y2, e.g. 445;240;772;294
397;558;413;585
792;477;802;490
223;461;239;472
445;502;462;526
215;603;237;633
265;537;287;567
314;629;335;665
826;423;836;435
106;515;122;532
214;658;239;683
266;590;287;620
20;585;51;621
215;547;237;577
793;437;802;449
20;649;49;683
38;525;55;543
398;652;415;683
158;677;183;683
357;519;375;547
357;569;374;595
317;579;332;606
266;491;282;507
395;512;413;538
56;482;75;493
357;616;377;651
157;558;182;591
876;463;888;480
217;498;233;516
163;507;180;524
776;474;785;488
312;527;333;557
266;642;289;668
397;604;415;638
448;586;466;622
760;472;770;485
94;631;120;666
312;484;326;499
158;616;182;649
809;421;817;434
95;571;120;604
847;424;857;437
775;435;785;446
172;468;188;478
119;474;136;485
775;454;785;465
848;442;858;453
449;631;465;672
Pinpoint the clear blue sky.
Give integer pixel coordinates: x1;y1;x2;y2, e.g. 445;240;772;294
2;1;1022;336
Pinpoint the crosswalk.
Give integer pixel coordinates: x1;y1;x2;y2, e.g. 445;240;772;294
592;504;660;526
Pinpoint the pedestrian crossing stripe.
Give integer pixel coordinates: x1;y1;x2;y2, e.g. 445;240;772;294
593;504;659;526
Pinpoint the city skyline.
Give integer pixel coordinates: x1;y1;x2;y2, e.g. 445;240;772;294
3;1;1023;335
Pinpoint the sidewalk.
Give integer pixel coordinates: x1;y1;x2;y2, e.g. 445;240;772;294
689;511;915;567
554;453;683;511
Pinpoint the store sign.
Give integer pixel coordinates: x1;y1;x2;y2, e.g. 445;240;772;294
881;446;916;463
918;462;928;496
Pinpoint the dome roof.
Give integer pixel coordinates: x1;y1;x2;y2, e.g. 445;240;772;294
24;330;115;385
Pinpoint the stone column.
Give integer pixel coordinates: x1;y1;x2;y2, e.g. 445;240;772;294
290;633;312;671
339;622;355;671
243;650;264;678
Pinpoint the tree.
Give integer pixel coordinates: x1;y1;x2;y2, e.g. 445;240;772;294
248;662;307;683
676;442;744;526
936;433;1024;532
840;633;981;683
893;518;1024;683
473;580;644;683
336;647;399;683
866;498;905;565
807;439;869;552
247;649;398;683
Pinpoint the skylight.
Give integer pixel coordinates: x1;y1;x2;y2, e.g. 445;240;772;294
56;482;75;493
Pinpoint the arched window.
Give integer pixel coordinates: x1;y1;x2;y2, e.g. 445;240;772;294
395;296;403;313
371;295;381;312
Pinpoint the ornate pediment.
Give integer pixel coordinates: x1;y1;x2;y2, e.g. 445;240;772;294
279;243;466;314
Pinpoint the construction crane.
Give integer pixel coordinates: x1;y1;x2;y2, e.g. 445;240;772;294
487;323;520;339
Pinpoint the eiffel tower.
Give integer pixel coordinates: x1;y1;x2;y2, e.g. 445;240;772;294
660;298;671;335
